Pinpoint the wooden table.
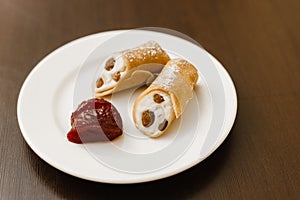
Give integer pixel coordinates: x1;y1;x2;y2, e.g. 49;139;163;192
1;0;299;199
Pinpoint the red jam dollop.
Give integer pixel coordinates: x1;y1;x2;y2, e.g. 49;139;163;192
67;98;123;144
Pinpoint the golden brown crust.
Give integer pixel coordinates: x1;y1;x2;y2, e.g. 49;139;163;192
144;58;198;118
133;58;199;137
166;58;198;88
95;41;170;97
122;41;170;71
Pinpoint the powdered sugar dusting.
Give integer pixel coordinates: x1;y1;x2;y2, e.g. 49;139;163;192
149;58;198;117
95;41;170;96
123;41;166;62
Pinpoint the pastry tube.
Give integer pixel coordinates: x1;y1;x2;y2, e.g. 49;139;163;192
95;41;170;97
133;58;199;137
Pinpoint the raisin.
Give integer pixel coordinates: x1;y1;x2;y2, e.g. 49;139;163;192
153;94;164;103
142;110;155;127
113;71;121;82
96;77;104;88
158;119;168;131
105;58;115;71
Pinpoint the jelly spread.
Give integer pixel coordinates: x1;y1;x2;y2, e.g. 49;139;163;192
67;98;123;143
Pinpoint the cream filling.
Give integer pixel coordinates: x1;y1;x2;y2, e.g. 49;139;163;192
95;54;126;93
135;91;172;137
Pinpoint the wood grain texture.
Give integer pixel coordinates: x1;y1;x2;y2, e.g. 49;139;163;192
0;0;299;199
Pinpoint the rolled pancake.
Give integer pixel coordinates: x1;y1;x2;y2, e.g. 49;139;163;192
95;41;170;97
133;58;199;137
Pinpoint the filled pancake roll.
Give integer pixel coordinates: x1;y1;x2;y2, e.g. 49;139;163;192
132;58;199;137
95;41;170;97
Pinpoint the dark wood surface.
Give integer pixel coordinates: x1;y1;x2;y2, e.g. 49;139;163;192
1;0;299;199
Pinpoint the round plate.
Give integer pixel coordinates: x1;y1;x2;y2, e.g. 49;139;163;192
17;30;237;183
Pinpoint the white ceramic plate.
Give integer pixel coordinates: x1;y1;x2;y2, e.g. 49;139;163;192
17;30;237;183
